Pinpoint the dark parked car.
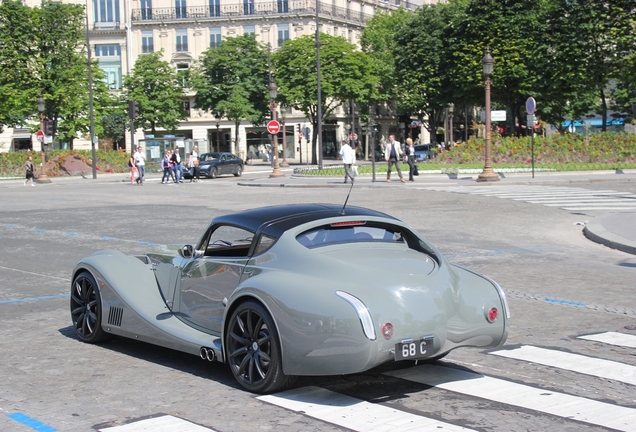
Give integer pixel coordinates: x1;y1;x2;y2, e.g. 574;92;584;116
414;144;434;162
184;152;244;179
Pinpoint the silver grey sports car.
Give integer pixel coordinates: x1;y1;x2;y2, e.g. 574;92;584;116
70;204;509;394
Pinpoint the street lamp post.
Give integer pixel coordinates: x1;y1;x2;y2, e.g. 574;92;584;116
280;105;289;167
36;96;51;183
269;81;284;178
215;115;220;152
448;103;454;146
476;49;500;183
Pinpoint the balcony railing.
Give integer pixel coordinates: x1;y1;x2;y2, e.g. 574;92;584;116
131;1;376;25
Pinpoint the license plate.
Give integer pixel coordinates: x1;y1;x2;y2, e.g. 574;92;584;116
395;336;434;361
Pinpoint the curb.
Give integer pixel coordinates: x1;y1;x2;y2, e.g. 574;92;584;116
584;220;636;255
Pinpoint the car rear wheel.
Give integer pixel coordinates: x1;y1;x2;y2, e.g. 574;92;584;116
210;167;218;179
226;301;294;393
70;271;109;343
233;166;242;177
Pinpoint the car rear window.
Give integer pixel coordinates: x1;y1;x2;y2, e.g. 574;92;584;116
296;223;404;248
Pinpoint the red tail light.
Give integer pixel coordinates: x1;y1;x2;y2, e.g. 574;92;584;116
486;307;498;323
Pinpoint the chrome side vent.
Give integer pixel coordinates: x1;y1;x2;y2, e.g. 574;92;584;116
107;306;123;327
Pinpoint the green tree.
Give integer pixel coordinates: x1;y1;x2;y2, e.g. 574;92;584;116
0;0;39;131
450;0;546;135
192;35;269;153
123;50;187;135
272;33;377;164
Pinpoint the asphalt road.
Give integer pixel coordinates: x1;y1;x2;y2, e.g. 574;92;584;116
1;172;635;432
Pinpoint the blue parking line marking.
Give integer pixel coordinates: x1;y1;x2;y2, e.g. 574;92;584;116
6;412;57;432
64;232;79;237
33;228;46;232
138;241;157;246
100;236;116;240
4;223;18;228
544;297;587;307
0;294;70;305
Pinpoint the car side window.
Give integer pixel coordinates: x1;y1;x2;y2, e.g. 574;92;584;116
203;225;254;257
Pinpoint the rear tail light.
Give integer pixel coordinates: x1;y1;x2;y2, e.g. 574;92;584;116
486;307;498;323
381;323;394;339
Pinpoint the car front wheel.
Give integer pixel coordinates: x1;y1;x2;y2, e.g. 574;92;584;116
233;166;242;177
70;271;109;343
210;167;218;179
226;301;294;393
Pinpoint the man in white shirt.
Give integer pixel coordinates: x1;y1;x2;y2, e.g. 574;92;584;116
133;146;146;184
384;135;405;183
340;139;356;184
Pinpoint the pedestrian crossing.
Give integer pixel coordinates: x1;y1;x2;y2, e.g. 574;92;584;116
419;185;636;211
260;331;636;432
97;331;636;432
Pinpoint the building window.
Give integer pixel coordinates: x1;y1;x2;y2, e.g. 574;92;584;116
278;24;289;47
244;25;255;36
176;29;188;52
140;0;152;20
243;0;254;15
277;0;288;13
95;44;121;89
183;99;191;113
209;0;220;17
141;31;154;53
210;28;221;48
176;63;190;87
93;0;120;23
175;0;186;19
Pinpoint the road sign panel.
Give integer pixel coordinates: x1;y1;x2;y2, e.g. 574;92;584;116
36;130;44;142
267;120;280;134
526;97;536;115
299;133;304;139
349;133;357;141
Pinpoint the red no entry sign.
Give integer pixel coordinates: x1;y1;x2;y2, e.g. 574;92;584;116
267;120;280;134
36;130;45;142
349;133;357;141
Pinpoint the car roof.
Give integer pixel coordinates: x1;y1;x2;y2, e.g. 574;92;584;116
212;204;397;237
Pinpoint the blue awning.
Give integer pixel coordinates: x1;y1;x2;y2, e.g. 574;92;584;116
562;118;625;128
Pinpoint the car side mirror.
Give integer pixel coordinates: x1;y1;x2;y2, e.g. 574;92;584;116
179;244;195;258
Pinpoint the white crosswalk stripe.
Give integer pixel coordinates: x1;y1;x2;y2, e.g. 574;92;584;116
578;331;636;348
99;415;217;431
260;332;636;431
258;386;474;431
420;185;636;211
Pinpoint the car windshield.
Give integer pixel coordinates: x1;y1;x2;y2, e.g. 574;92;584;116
414;145;429;151
296;223;404;248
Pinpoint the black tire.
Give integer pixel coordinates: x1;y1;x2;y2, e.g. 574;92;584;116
233;166;243;177
225;301;294;393
210;167;218;179
70;271;109;343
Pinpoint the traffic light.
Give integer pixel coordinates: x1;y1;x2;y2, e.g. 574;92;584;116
371;123;380;133
44;118;54;136
128;100;139;118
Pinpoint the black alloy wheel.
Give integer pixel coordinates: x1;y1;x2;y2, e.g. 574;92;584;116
70;271;109;343
233;166;243;177
210;167;218;179
225;301;293;393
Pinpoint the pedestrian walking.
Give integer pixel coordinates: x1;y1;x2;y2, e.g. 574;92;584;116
340;139;355;184
128;154;140;185
134;146;146;184
171;147;183;183
385;134;405;183
24;156;35;186
161;150;175;184
188;145;200;183
404;137;416;182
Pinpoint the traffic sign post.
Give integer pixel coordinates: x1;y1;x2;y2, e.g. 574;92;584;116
267;120;280;135
526;97;537;179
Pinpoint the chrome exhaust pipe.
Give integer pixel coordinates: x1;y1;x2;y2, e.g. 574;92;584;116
200;347;216;362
